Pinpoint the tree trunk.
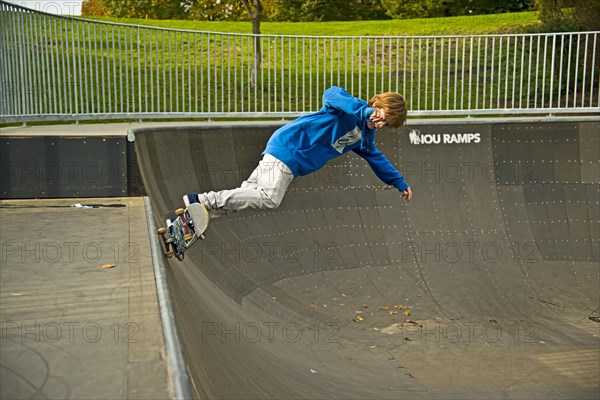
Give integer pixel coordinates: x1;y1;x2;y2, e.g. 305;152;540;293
251;17;261;88
243;0;262;88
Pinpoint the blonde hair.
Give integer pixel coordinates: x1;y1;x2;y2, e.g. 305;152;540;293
368;92;407;129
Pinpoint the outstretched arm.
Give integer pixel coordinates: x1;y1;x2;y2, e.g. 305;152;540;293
353;147;412;201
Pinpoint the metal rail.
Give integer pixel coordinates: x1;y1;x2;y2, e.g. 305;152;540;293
1;1;598;123
143;196;194;400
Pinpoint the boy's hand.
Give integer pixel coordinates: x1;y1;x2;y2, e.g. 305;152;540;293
401;187;412;202
369;108;387;129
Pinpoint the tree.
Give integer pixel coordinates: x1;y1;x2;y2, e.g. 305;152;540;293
299;0;358;21
83;0;185;19
269;0;373;22
355;0;390;20
94;0;137;17
185;0;247;21
381;0;443;19
380;0;534;19
268;0;302;21
535;0;599;31
81;0;107;16
145;0;187;19
241;0;263;87
444;0;533;16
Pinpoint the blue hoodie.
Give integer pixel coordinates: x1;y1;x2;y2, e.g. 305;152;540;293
263;86;409;191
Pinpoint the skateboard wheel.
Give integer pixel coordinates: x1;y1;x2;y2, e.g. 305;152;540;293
175;208;185;216
183;234;193;241
176;253;184;261
157;227;167;235
199;234;206;240
165;251;174;258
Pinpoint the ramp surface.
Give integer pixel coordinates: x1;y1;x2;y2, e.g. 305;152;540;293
134;119;599;399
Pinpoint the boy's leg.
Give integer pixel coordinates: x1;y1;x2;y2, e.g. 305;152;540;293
191;154;293;212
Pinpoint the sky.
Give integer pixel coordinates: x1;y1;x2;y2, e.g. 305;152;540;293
5;0;83;15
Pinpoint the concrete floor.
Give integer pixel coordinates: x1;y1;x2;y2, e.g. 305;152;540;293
0;197;170;399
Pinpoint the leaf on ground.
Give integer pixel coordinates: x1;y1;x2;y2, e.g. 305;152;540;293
406;320;423;327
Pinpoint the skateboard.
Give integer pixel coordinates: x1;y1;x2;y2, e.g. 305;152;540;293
156;203;209;261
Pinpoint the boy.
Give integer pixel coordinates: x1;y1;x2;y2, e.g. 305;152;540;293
184;86;412;213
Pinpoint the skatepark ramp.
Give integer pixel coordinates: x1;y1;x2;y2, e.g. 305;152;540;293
133;118;599;399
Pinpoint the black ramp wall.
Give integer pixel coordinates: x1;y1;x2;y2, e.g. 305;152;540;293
134;120;599;399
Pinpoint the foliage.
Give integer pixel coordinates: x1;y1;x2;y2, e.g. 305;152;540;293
535;0;600;31
355;0;390;20
267;0;299;21
241;0;264;30
446;0;534;16
82;0;186;19
300;0;352;21
185;0;247;21
380;0;533;19
82;0;538;21
268;0;360;21
381;0;443;19
81;0;107;17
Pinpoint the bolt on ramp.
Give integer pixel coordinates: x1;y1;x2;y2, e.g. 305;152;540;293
133;120;599;400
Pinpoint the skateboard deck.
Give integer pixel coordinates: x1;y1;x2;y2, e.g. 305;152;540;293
157;203;209;261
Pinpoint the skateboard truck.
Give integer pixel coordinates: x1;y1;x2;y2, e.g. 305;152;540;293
176;208;194;241
156;227;175;258
156;203;210;261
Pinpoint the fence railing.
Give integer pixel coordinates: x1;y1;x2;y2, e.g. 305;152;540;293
1;0;599;123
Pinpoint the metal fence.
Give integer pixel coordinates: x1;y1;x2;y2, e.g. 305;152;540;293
1;0;599;123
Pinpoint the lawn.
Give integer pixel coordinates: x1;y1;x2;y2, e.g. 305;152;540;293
86;11;541;36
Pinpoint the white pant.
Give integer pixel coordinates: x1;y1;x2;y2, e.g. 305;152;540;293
199;154;294;212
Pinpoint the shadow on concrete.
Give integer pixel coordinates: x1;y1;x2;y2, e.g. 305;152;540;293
134;119;599;399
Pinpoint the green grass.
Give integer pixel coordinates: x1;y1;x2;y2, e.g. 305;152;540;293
85;11;541;36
